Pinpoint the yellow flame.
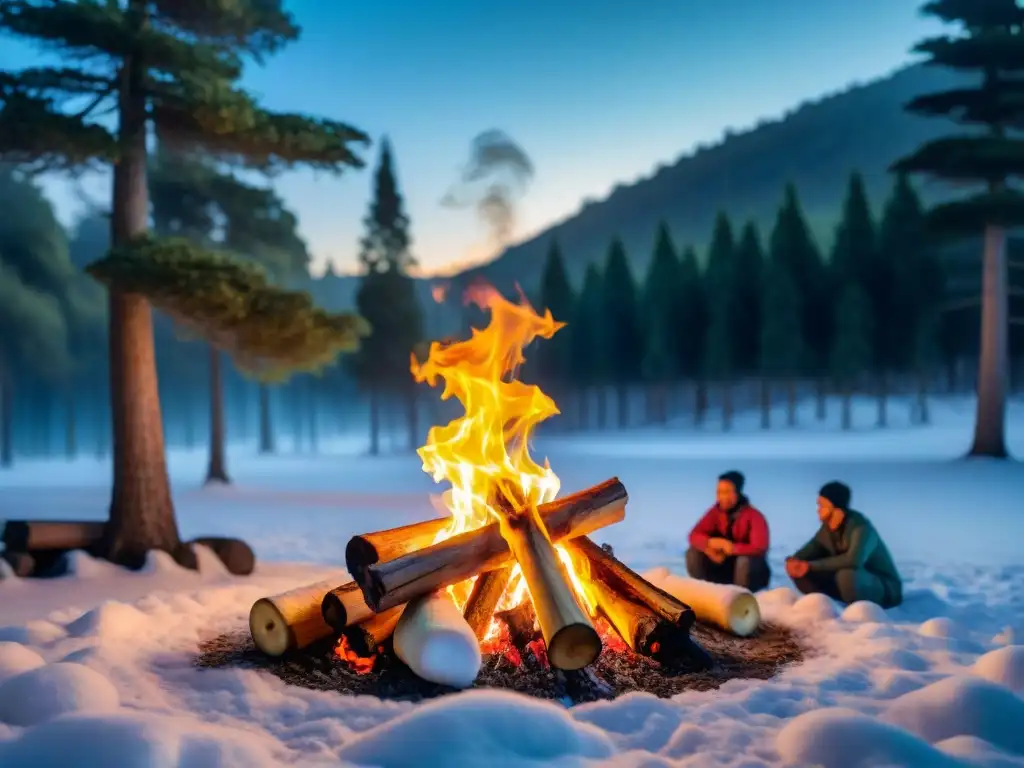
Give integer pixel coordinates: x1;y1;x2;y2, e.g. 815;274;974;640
411;283;584;629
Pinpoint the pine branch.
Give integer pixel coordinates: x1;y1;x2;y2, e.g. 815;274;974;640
941;296;980;312
0;92;116;172
0;0;131;61
891;136;1024;181
1010;261;1024;269
1012;317;1024;325
151;0;299;61
915;32;1024;72
905;86;1024;127
153;87;368;172
922;189;1024;236
920;0;1024;29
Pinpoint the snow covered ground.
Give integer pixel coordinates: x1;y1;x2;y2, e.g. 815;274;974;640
0;394;1023;767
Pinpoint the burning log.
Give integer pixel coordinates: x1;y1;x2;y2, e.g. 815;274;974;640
462;566;513;640
566;537;695;631
500;505;601;671
249;579;339;656
2;520;105;551
341;605;405;657
394;590;481;688
645;568;761;637
358;477;627;613
320;580;375;633
345;517;451;580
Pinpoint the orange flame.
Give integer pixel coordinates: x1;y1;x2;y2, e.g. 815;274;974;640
410;283;591;637
334;635;376;674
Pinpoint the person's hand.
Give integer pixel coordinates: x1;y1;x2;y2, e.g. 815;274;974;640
715;539;734;556
785;558;809;579
705;546;727;564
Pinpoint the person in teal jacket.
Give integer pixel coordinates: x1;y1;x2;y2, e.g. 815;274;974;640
784;481;902;608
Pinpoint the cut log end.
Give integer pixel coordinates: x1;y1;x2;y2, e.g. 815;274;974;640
547;622;602;671
248;598;296;657
344;536;379;575
728;593;761;638
320;581;374;632
342;605;405;657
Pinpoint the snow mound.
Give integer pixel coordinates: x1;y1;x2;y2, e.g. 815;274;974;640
140;550;182;575
63;550;121;579
993;626;1016;646
757;587;798;609
67;601;150;640
775;707;960;768
336;690;615;768
792;592;838;621
841;601;889;623
0;642;45;683
935;735;1024;767
192;544;229;576
973;646;1024;694
919;616;962;639
878;648;931;673
885;675;1024;756
0;619;66;645
0;711;285;768
0;662;119;726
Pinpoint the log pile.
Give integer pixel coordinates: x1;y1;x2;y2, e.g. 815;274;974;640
247;477;743;690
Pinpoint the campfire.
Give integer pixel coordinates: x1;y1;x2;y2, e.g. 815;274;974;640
248;286;753;688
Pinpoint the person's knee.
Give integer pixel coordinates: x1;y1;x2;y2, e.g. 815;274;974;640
685;547;708;577
791;575;816;595
735;556;769;591
835;568;873;604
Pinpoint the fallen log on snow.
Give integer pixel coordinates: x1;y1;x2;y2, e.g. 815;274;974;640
249;579;339;656
2;520;105;551
393;590;481;688
357;478;627;613
645;569;761;637
345;517;451;580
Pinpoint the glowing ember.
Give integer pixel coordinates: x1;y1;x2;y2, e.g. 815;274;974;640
410;282;593;639
334;636;377;674
431;281;449;304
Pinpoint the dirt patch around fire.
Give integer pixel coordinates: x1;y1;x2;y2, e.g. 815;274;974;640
195;620;806;703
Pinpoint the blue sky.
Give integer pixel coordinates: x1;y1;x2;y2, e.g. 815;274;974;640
0;0;939;276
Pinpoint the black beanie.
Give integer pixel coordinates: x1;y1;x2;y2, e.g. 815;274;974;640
718;470;745;493
819;481;851;510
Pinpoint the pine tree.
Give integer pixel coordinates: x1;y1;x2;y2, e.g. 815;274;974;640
641;223;681;422
734;221;765;375
760;259;804;427
769;184;831;415
831;284;873;430
0;1;368;567
570;264;604;428
536;240;576;407
600;237;643;427
703;212;737;428
675;245;710;423
353;139;424;455
891;0;1024;457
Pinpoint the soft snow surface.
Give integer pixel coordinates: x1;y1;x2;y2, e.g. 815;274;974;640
0;394;1023;767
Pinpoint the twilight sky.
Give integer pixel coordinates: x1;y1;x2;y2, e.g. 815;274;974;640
0;0;939;276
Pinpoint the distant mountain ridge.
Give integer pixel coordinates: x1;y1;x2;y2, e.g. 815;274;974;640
310;63;968;308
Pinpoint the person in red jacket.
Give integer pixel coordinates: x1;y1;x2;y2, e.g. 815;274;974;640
685;470;771;591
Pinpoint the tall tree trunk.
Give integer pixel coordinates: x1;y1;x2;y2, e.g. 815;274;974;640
760;378;771;430
368;387;380;456
0;360;12;467
721;381;733;431
876;371;888;428
65;388;76;460
258;383;274;454
292;383;303;453
406;386;418;451
307;380;318;453
577;387;590;430
101;39;184;569
917;369;930;425
968;224;1009;457
596;387;607;429
841;386;852;431
617;384;629;428
694;380;707;427
183;393;195;450
786;378;797;426
205;346;230;484
815;378;827;420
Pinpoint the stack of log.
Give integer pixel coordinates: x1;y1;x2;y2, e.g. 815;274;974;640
0;520;255;578
249;477;759;688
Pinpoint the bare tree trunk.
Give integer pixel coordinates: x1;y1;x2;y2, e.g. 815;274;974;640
841;385;852;431
721;381;733;431
577;387;590;430
596;387;607;429
406;386;418;452
205;346;230;484
968;224;1009;457
307;380;318;453
815;378;827;421
786;378;797;426
616;384;629;428
183;392;195;450
760;378;771;429
101;36;185;569
368;388;381;456
917;369;930;425
65;388;76;460
0;360;12;467
695;380;707;427
292;383;303;453
258;383;274;454
876;371;888;428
